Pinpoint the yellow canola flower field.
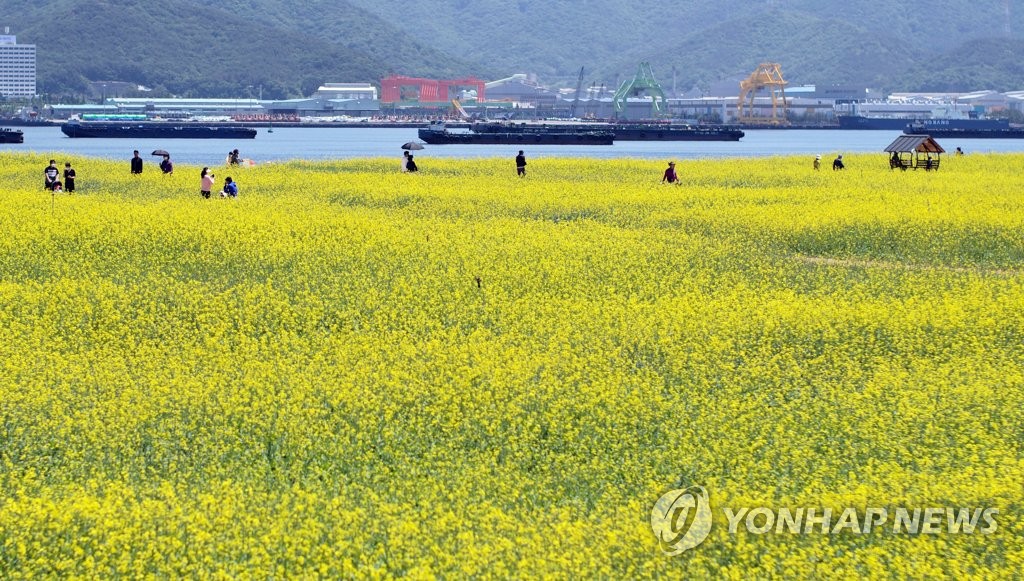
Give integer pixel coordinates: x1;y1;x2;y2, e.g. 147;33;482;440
0;152;1021;577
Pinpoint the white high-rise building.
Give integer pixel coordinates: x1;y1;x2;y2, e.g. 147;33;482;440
0;30;36;98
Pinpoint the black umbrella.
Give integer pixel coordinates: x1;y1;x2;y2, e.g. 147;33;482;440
151;149;170;156
401;142;424;150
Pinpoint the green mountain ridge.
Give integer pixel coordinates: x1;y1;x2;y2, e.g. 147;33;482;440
3;0;1023;98
1;0;474;99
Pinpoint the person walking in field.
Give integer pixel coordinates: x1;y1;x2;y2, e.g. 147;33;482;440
832;154;845;170
160;154;173;175
662;161;680;184
44;159;60;190
131;150;143;174
401;150;410;172
516;150;527;177
200;167;214;199
63;162;76;193
813;154;821;170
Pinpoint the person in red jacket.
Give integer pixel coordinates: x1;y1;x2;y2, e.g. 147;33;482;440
662;161;680;184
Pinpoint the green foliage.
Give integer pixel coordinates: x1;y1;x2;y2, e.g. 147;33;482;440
2;0;1023;97
897;38;1024;92
349;0;1024;92
0;0;476;98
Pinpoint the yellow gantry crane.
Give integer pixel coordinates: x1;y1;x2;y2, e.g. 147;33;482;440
736;62;789;125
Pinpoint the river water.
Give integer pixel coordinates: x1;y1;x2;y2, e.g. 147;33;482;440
5;125;1024;166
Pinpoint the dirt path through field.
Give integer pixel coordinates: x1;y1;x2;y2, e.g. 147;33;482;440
791;254;1022;277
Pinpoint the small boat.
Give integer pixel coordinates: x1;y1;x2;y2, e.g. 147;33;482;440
60;120;257;139
0;127;24;143
419;122;613;145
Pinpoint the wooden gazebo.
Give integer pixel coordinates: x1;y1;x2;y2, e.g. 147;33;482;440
885;134;945;171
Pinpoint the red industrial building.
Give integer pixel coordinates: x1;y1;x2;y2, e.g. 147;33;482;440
381;75;486;103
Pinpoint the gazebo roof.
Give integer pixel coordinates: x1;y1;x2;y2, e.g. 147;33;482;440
884;134;945;154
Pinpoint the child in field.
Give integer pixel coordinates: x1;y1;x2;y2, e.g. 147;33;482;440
52;180;63;192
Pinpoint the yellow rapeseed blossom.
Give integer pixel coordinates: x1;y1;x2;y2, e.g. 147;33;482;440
0;152;1021;577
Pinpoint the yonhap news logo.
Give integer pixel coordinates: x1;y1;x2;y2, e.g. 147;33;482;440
650;486;713;556
652;485;998;556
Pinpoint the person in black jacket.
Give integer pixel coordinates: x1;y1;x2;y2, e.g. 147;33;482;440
516;150;527;177
832;154;845;170
63;162;76;193
131;150;143;174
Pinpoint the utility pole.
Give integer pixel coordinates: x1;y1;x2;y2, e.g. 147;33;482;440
1005;0;1012;37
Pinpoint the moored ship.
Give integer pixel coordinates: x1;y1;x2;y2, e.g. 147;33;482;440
418;122;614;145
471;121;744;141
835;101;1009;131
840;116;1009;131
60;120;257;139
0;127;24;143
904;123;1024;139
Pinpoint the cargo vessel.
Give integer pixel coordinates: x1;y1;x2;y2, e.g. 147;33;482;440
471;121;744;141
418;122;613;145
904;123;1024;139
839;116;1009;131
834;101;1009;131
0;127;24;143
60;120;257;139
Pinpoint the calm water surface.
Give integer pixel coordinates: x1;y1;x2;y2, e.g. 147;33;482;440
4;125;1024;166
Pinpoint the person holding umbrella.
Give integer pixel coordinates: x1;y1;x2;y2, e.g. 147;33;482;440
157;152;173;175
401;142;423;172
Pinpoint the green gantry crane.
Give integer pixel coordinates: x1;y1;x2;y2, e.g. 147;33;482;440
612;62;668;118
569;66;585;118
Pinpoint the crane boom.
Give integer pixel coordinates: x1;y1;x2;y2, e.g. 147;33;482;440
569;67;584;118
451;98;470;120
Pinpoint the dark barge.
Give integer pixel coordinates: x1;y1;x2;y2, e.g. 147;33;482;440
0;128;24;143
60;120;257;139
418;122;614;145
470;121;743;141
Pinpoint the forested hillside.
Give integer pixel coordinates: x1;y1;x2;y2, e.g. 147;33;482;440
348;0;1024;91
3;0;1022;98
0;0;475;98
